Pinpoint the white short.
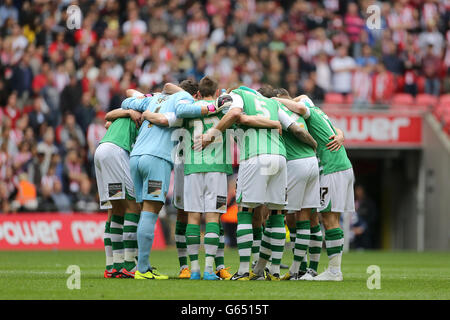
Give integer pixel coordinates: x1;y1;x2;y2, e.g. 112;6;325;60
94;142;135;210
173;161;184;210
319;168;355;213
285;157;320;212
184;172;228;213
236;154;287;210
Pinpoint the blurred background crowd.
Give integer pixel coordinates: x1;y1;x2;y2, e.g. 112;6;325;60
0;0;448;250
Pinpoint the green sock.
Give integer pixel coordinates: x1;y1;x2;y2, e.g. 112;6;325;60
236;211;253;275
251;226;263;263
104;221;113;271
175;221;188;270
204;222;220;274
290;220;310;275
123;213;139;271
186;224;201;273
325;228;343;258
268;214;286;275
215;224;225;270
110;215;124;271
309;225;323;272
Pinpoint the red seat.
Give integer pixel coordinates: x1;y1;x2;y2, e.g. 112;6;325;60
416;94;438;107
391;93;414;106
439;94;450;105
324;93;345;104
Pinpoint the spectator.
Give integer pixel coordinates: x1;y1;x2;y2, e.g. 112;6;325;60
330;44;355;95
59;113;86;149
28;95;49;135
352;64;373;109
74;177;98;212
302;74;325;102
382;40;404;75
422;44;442;96
51;179;72;213
11;172;37;212
372;63;396;106
59;74;82;116
36;127;58;177
0;0;18;28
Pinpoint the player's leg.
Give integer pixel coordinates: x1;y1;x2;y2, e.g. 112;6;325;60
109;200;125;277
232;156;268;280
202;172;229;280
183;172;205;279
134;155;171;280
215;221;232;279
251;206;264;268
261;155;288;280
302;210;322;280
203;212;221;280
232;206;255;280
175;209;190;278
287;208;311;279
173;160;189;278
285;212;296;254
186;211;202;279
314;169;354;281
94;144;114;277
103;208;114;278
121;199;140;277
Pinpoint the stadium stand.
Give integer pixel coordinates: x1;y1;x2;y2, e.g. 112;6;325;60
0;0;449;215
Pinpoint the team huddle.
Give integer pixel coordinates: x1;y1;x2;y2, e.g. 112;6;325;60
94;75;355;282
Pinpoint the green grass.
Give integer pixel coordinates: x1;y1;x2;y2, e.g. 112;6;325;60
0;248;449;300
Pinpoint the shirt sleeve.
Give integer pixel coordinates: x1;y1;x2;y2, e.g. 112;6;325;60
121;96;150;112
174;91;203;118
277;107;295;130
164;112;183;127
229;92;244;110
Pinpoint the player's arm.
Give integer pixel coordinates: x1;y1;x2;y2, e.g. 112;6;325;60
237;115;282;134
126;89;144;98
287;123;317;151
193;99;242;151
273;97;310;118
326;126;345;151
141;110;184;128
163;83;184;95
105;108;143;128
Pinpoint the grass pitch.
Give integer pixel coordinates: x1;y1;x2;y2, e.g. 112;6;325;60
0;248;449;300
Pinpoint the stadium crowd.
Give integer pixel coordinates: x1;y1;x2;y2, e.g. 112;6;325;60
0;0;449;214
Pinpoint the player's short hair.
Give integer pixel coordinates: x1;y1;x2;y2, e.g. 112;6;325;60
179;79;199;96
274;88;291;99
257;84;276;98
198;76;218;98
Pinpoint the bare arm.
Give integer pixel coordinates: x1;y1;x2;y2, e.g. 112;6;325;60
141;110;170;127
238;115;282;133
273;97;308;116
163;83;184;95
288;123;317;151
326;126;345;151
193;107;242;151
105;108;142;128
126;89;145;98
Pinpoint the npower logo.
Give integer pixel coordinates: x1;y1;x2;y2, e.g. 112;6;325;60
0;220;104;246
330;116;418;142
0;221;62;245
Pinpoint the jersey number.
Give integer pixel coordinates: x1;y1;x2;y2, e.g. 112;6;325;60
254;98;271;118
189;117;223;143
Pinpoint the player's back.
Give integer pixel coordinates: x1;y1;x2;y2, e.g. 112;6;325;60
184;99;233;175
302;101;352;174
100;118;138;153
231;87;286;161
131;92;192;164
